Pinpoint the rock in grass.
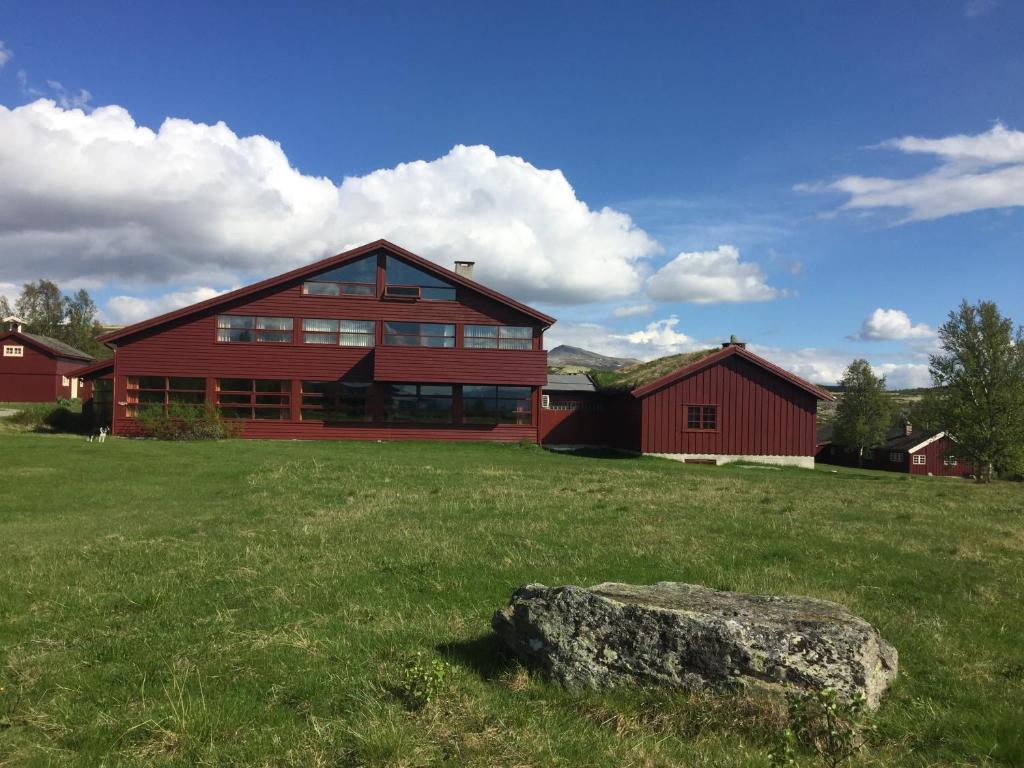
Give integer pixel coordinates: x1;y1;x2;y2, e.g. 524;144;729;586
492;582;898;710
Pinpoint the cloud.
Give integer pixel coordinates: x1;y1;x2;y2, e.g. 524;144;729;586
748;345;932;389
0;99;658;305
546;316;701;361
611;303;653;318
0;41;11;69
813;122;1024;221
854;308;935;341
645;245;780;303
103;287;229;325
964;0;997;17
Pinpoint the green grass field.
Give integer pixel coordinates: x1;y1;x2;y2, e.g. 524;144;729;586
0;427;1021;766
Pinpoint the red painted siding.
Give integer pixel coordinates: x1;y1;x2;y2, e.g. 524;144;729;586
909;436;976;478
108;254;548;441
0;335;84;402
639;355;817;456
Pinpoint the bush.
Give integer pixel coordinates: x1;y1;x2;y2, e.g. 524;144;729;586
6;402;82;433
397;652;450;710
136;402;240;441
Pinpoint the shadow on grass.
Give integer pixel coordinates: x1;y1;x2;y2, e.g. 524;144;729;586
437;633;517;681
543;447;639;460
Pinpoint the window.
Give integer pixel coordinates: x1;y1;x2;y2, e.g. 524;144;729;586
93;379;113;425
944;456;958;467
686;404;717;430
302;319;375;347
383;384;453;422
3;345;23;357
463;325;533;350
382;322;455;348
547;399;604;412
463;385;533;424
385;255;456;301
216;379;290;419
301;381;371;421
125;376;206;416
302;254;377;297
889;451;904;463
913;454;926;465
216;316;293;343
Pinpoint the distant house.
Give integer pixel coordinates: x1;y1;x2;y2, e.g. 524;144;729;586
541;341;834;468
816;423;976;478
0;316;94;402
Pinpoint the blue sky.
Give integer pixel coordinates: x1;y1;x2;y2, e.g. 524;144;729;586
1;1;1022;386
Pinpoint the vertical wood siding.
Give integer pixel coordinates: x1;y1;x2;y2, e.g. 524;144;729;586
0;340;84;401
909;436;976;477
639;355;817;456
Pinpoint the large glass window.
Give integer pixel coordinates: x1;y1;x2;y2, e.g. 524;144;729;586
383;384;453;423
216;316;293;343
385;255;456;301
302;255;377;296
216;379;290;419
686;404;717;430
383;322;455;348
92;379;114;425
464;325;533;350
301;381;371;421
302;319;375;347
125;376;206;416
463;385;533;425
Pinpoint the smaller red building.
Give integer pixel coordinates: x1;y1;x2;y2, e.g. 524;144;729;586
816;424;976;478
0;317;95;402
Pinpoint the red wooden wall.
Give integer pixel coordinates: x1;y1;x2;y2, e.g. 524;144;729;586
0;336;83;402
909;436;976;477
639;355;817;456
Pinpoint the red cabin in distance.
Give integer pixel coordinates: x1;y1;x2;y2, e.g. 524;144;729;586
0;317;94;402
82;240;554;442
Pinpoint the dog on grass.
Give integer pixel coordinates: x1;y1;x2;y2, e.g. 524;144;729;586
87;427;108;443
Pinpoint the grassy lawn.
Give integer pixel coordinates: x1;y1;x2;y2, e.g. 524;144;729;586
0;430;1021;767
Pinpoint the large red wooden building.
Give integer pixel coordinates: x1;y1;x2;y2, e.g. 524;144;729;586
0;317;94;402
78;240;553;442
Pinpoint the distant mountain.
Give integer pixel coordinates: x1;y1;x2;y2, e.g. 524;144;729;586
547;345;640;371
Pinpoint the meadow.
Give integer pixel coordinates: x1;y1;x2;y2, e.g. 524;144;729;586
0;427;1021;766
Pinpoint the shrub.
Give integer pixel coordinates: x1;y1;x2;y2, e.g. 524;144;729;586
7;402;82;433
770;688;871;768
136;402;240;441
397;652;450;710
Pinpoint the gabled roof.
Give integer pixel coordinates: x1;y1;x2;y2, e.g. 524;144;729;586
69;358;114;379
100;239;556;344
0;330;94;361
816;424;951;453
631;344;835;400
545;373;597;392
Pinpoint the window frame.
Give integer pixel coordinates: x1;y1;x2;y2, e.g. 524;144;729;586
382;383;454;423
684;404;718;432
943;455;958;467
216;315;294;344
3;344;24;357
300;380;372;422
125;376;207;416
214;378;291;420
302;318;375;347
384;255;456;302
382;321;456;348
912;454;926;466
889;451;904;463
301;254;378;298
462;385;534;425
463;324;534;350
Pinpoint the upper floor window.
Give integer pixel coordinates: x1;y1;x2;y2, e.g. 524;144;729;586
464;325;533;350
217;316;293;343
386;256;455;301
463;385;533;425
383;322;455;348
303;319;375;347
302;255;377;297
686;404;717;431
3;345;23;357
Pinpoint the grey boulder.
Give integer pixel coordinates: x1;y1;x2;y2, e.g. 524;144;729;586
492;582;898;709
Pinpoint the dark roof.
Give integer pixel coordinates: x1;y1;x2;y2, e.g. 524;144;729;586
69;358;114;379
0;330;94;361
631;345;836;400
100;239;556;344
544;373;597;392
816;424;945;452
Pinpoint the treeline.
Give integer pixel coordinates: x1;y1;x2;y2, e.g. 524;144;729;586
1;280;111;360
834;300;1024;483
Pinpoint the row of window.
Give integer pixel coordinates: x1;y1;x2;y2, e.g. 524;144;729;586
300;253;457;302
215;316;533;350
880;450;956;466
124;377;532;424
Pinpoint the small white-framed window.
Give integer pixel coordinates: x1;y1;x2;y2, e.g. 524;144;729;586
889;451;903;463
944;456;957;467
62;376;70;386
912;454;926;465
3;344;24;357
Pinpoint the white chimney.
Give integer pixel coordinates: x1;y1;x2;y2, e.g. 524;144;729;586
454;261;475;280
3;316;26;333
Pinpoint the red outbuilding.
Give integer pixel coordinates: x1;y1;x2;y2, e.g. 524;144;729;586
79;240;554;442
541;342;835;467
815;423;976;478
0;316;94;402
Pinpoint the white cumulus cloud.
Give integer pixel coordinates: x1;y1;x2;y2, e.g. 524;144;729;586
645;245;780;304
0;99;658;305
855;308;935;341
815;122;1024;221
0;41;11;69
611;303;653;318
103;287;229;325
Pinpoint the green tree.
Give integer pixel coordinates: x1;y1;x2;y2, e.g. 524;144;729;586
927;300;1024;482
0;293;11;317
834;359;892;467
16;280;65;338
